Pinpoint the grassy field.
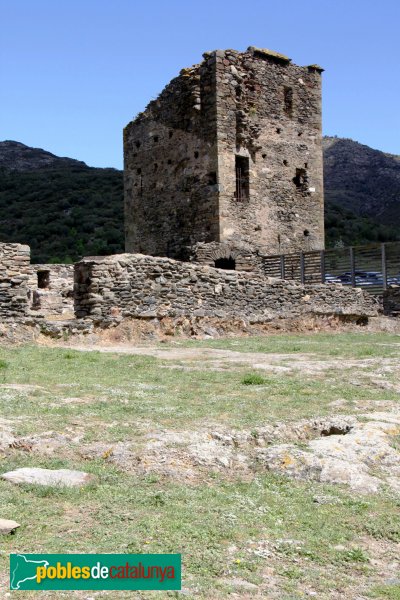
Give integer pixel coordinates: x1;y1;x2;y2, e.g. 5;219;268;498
0;332;399;599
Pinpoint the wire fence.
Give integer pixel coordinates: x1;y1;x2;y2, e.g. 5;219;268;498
261;242;400;294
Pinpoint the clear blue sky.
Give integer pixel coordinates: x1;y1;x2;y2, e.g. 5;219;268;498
1;0;399;168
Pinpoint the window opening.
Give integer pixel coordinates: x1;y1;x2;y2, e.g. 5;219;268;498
284;87;293;116
293;168;307;188
37;270;50;289
235;155;249;201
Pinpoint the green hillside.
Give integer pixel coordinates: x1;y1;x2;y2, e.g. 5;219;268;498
0;164;124;263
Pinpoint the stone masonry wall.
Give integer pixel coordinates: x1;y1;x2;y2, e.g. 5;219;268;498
215;47;324;254
124;46;324;261
74;254;377;324
189;241;263;272
28;264;74;317
0;243;30;319
124;55;219;259
382;287;400;316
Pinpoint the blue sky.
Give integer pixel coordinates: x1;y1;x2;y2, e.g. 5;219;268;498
1;0;399;168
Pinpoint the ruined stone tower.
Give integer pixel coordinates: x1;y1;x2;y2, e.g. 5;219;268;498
124;47;324;263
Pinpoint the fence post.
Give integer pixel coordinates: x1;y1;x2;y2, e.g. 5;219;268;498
349;247;356;287
320;250;325;283
381;243;387;291
280;255;286;280
300;252;305;284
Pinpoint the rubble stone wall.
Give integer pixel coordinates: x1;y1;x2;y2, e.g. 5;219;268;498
124;54;219;260
0;243;30;319
383;287;400;316
124;46;324;261
189;241;263;272
28;264;74;316
215;47;324;254
74;253;377;323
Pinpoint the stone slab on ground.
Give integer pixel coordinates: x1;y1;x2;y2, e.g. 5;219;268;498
0;519;20;534
1;467;93;487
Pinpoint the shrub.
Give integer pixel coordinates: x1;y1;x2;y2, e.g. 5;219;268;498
241;373;266;385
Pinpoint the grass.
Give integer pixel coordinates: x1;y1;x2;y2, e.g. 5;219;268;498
173;331;400;359
0;331;399;598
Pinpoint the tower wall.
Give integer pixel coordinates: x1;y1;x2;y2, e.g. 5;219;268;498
124;47;325;261
215;47;324;254
124;56;220;259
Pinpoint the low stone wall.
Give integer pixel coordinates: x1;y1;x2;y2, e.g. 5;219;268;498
28;264;74;317
74;253;378;324
0;243;30;319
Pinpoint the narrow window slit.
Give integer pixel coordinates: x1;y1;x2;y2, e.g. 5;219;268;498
235;156;250;201
284;86;293;117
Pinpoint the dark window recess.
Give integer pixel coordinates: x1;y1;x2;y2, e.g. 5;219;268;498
135;141;141;148
167;159;172;165
208;172;217;185
136;168;141;174
304;229;310;237
235;156;250;201
214;257;236;270
37;270;50;289
154;163;158;171
77;270;91;286
293;168;308;189
283;160;288;166
284;87;293;116
194;151;199;159
276;128;282;134
169;131;173;138
262;153;266;159
153;136;159;143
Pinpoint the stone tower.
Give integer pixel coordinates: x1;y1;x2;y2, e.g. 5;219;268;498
124;47;324;262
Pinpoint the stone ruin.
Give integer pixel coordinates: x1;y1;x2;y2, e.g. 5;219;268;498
0;47;395;335
124;46;324;267
0;241;379;337
0;243;74;322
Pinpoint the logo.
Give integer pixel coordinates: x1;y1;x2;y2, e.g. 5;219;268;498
10;554;181;591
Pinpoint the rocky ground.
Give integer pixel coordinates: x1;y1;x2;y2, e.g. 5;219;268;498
0;331;399;598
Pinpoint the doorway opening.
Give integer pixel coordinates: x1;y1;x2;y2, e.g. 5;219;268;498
214;257;236;270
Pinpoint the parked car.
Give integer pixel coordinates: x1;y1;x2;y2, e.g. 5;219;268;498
325;270;400;287
324;273;342;284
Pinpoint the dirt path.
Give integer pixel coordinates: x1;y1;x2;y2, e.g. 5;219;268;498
62;343;400;375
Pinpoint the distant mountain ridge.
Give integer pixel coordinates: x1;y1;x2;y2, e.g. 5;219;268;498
0;140;88;171
323;136;400;247
0;137;399;262
323;136;400;224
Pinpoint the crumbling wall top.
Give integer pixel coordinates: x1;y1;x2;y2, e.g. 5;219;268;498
247;46;291;63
